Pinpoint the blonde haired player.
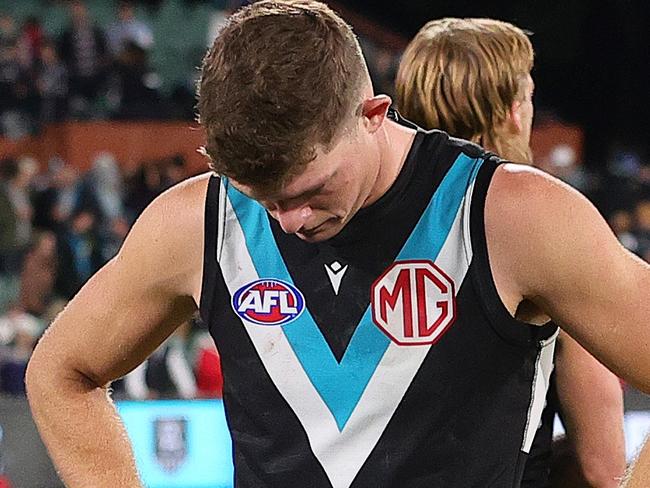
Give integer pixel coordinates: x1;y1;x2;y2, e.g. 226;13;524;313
397;18;625;488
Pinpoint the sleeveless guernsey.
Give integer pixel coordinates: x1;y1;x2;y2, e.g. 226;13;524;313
199;112;558;488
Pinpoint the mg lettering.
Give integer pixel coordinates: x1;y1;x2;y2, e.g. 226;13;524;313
371;260;456;345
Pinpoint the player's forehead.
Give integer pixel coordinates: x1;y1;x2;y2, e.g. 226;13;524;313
233;135;357;201
230;157;329;203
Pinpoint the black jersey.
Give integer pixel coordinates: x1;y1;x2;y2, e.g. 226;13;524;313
199;113;558;488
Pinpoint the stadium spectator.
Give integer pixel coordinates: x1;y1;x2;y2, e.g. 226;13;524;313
161;154;187;189
32;159;83;232
110;40;161;119
194;332;223;398
17;16;44;70
85;152;124;223
35;40;69;124
0;19;32;139
0;14;16;48
635;199;650;257
0;306;41;395
0;158;37;275
0;161;17;275
0;422;10;487
54;208;103;300
58;0;109;118
107;1;154;56
609;209;640;254
18;231;57;318
124;160;166;220
82;152;129;260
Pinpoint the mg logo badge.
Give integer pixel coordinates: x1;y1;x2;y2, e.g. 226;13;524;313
371;260;456;345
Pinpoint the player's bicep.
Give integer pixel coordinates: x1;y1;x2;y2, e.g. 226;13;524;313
504;167;650;390
31;178;206;387
40;257;194;387
535;185;650;380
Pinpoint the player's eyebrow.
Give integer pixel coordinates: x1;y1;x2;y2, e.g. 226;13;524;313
281;180;327;204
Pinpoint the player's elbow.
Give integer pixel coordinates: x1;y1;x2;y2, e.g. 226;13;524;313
25;341;58;410
578;456;626;488
25;339;86;411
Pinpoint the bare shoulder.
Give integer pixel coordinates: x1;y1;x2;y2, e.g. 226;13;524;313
485;161;639;306
115;172;212;298
487;162;584;218
484;162;605;253
483;162;614;313
126;173;211;248
133;172;211;234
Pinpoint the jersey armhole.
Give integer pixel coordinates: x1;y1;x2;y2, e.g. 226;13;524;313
468;160;557;346
199;175;221;323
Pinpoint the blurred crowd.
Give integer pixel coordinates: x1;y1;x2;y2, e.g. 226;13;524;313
0;0;229;138
0;0;400;139
0;152;223;400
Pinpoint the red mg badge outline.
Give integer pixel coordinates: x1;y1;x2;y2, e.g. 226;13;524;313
371;260;457;346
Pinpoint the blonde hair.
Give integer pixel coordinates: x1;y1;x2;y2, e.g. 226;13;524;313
396;18;533;162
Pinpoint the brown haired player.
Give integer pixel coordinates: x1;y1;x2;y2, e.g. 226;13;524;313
396;18;626;488
26;2;650;487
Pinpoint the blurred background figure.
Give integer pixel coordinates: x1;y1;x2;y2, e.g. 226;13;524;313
0;305;42;395
54;207;102;300
58;0;108;119
0;424;12;488
107;1;154;57
0;157;37;277
83;152;127;260
109;40;161;119
0;14;32;140
124;322;197;401
634;199;650;258
35;40;69;125
18;231;57;319
17;16;44;70
193;330;223;399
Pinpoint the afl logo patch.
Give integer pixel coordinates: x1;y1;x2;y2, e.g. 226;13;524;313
232;279;305;326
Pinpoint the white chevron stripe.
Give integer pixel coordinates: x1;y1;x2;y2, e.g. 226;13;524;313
522;330;558;453
218;180;475;488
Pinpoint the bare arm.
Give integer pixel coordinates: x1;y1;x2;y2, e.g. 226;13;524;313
486;164;650;391
26;174;209;487
555;332;626;488
485;164;650;486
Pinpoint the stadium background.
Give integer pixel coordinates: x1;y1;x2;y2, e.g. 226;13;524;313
0;0;649;486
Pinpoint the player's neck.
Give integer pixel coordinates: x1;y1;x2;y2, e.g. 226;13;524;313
364;121;417;207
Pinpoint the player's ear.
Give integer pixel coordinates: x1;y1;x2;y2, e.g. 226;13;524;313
360;95;392;133
506;99;524;135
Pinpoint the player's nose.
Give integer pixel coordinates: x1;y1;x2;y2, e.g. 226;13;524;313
275;206;312;234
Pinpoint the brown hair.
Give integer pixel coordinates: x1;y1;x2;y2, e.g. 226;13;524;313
197;0;368;190
396;18;533;161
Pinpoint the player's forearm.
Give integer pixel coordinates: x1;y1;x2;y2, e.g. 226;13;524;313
555;334;626;488
25;359;144;488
